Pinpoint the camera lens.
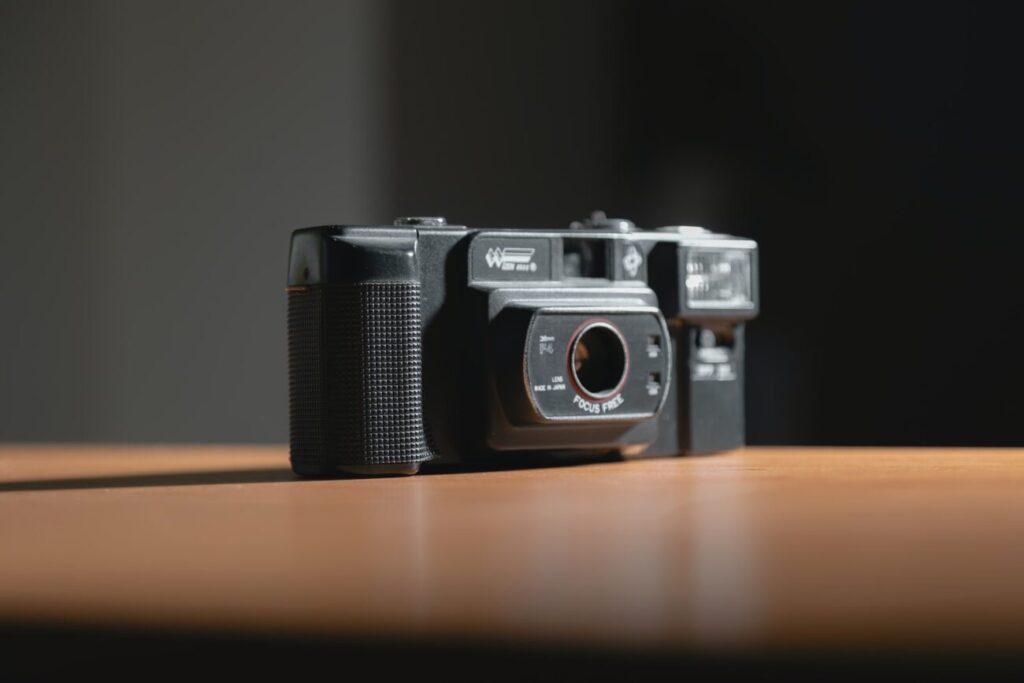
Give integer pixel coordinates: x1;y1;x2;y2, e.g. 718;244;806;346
571;322;628;398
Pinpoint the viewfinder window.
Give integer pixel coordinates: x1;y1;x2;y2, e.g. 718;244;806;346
562;239;608;279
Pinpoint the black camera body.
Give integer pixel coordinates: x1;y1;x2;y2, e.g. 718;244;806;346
287;214;758;476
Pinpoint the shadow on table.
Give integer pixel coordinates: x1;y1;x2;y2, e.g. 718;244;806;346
6;621;1024;681
0;454;622;493
0;468;299;492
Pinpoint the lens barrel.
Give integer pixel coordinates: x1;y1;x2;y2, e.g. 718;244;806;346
570;322;628;399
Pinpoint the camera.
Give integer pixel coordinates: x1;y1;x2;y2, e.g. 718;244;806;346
287;213;758;476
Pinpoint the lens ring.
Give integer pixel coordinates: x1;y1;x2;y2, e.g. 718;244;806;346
568;320;630;401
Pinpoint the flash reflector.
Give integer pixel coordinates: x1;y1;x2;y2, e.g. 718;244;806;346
685;248;754;310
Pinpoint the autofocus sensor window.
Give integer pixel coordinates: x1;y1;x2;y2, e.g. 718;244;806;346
571;322;628;399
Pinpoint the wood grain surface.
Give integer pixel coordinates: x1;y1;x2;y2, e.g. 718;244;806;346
2;445;1024;653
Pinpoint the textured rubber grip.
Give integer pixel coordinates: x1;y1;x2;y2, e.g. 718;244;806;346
288;282;430;472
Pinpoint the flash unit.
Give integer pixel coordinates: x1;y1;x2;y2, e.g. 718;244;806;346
685;248;754;310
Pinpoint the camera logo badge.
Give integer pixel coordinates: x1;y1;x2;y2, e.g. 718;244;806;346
622;244;643;278
485;246;538;272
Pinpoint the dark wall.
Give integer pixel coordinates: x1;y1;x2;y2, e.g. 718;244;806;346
1;0;388;441
2;1;1020;445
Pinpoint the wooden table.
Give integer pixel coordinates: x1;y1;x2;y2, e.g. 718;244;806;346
3;446;1024;675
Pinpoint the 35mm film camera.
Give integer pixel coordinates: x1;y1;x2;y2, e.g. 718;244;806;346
287;213;758;476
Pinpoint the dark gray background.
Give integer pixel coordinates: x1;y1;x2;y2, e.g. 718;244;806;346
2;0;387;441
2;1;1021;445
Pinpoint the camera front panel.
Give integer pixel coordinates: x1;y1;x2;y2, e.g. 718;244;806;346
522;307;671;422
